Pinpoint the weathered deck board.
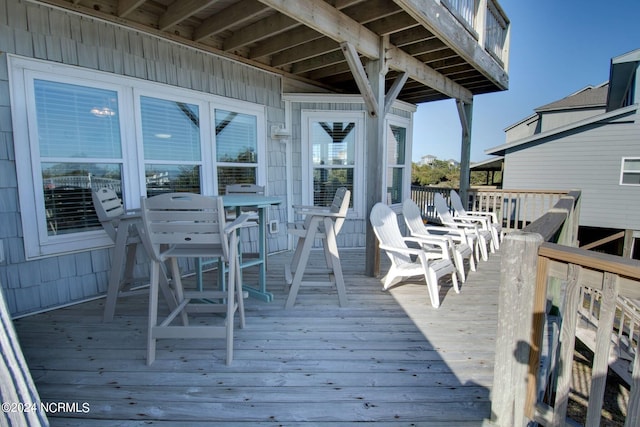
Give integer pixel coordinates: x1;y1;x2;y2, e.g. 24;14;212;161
14;248;501;425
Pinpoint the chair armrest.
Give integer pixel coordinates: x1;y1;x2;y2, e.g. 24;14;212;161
420;226;466;243
405;236;451;258
225;213;252;235
442;219;479;231
455;214;490;228
379;243;423;258
463;210;498;223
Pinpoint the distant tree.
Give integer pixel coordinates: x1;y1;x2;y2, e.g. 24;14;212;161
411;160;460;187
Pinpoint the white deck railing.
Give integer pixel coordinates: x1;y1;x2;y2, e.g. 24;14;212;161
410;186;567;232
441;0;510;65
490;190;640;426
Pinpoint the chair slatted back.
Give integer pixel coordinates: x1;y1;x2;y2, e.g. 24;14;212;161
226;184;265;195
402;198;427;237
329;187;350;235
449;189;467;214
433;193;455;224
141;193;229;261
92;187;126;241
370;203;411;265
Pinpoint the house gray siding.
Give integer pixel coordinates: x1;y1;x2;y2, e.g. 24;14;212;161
539;108;606;133
503;112;640;230
0;1;287;316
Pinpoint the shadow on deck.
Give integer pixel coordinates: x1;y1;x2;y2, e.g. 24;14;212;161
14;248;502;426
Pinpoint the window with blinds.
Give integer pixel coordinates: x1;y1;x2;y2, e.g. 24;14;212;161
11;56;266;258
34;80;123;235
215;109;258;194
140;96;202;195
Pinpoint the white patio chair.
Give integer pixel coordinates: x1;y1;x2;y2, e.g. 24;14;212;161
402;198;476;283
432;193;493;262
92;187;176;322
225;183;265;223
370;202;458;308
284;187;350;308
195;184;265;290
138;193;250;366
450;189;503;250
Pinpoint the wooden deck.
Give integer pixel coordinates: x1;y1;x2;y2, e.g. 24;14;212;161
14;248;501;426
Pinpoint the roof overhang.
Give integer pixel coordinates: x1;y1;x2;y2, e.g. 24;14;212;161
28;0;510;105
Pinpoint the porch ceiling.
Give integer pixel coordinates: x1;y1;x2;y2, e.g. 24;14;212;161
33;0;509;105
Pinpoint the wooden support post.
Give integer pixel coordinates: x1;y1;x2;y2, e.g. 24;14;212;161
491;231;543;427
364;55;386;277
456;99;473;204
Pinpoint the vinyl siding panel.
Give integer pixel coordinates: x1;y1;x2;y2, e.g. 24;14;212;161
540;108;606;132
503;117;640;230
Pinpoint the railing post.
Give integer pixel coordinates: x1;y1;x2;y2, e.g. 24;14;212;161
476;0;487;48
491;231;544;427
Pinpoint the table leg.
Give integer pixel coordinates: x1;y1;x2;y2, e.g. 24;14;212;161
240;206;273;302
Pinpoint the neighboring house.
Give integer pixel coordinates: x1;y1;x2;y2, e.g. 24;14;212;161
0;0;510;317
418;154;438;166
485;48;640;258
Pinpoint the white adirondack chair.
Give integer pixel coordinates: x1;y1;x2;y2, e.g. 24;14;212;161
402;198;476;283
432;193;493;262
138;193;250;366
450;189;503;250
370;202;458;308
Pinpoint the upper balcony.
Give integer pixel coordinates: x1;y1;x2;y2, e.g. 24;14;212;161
33;0;510;104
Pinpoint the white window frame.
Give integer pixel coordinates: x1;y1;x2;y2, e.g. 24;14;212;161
620;157;640;186
384;115;413;206
9;55;266;259
301;110;365;218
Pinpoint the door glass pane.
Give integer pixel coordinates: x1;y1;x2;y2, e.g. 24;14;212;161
34;80;122;158
311;121;355;165
311;120;355;207
313;169;354;207
141;96;201;161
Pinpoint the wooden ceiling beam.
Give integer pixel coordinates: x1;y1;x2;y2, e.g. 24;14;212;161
401;38;447;56
390;27;435;47
258;0;472;102
291;50;346;74
193;0;269;42
158;0;217;31
271;38;340;67
364;12;419;36
249;27;323;59
248;0;369;60
118;0;146;18
224;13;299;51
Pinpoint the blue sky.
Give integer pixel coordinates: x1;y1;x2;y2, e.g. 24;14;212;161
411;0;640;163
